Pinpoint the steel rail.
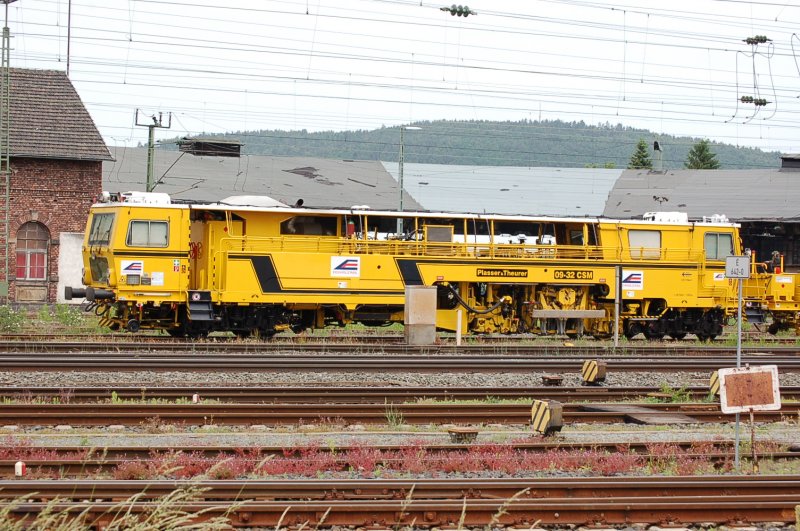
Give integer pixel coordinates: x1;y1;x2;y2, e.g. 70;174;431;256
7;453;799;477
1;354;799;372
0;438;762;460
4;385;800;403
1;331;796;343
3;477;799;526
0;401;789;426
0;339;798;355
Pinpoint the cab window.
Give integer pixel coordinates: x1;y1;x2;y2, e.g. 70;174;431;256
127;220;169;247
704;233;733;260
88;213;115;245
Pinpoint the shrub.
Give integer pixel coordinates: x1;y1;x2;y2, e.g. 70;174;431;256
52;304;85;327
113;460;150;480
0;305;24;332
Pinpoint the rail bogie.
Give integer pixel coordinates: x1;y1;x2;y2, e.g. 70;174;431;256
67;192;799;340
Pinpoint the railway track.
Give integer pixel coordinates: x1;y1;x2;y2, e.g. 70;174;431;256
0;338;798;355
1;352;800;372
2;477;799;526
5;385;800;403
0;400;791;426
2;330;798;344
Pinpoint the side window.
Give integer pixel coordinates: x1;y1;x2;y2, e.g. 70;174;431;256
280;216;337;236
628;229;661;259
127;220;169;247
88;213;115;245
16;221;49;280
705;233;733;260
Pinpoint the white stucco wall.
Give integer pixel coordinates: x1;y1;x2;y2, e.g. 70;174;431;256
57;232;85;304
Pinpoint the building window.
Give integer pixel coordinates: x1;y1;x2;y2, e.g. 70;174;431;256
16;222;49;280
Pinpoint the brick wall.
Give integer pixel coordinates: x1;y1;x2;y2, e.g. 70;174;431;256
3;158;102;302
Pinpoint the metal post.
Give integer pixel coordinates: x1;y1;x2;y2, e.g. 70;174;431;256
614;265;621;349
736;278;742;368
395;126;420;235
66;0;71;77
397;126;404;235
146;123;155;192
735;277;743;470
456;309;462;347
135;110;171;192
0;0;16;301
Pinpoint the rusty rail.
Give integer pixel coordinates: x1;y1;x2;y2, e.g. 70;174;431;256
9;385;799;403
2;477;799;526
0;401;790;426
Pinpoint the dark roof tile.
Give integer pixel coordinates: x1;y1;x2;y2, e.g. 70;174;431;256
8;68;112;161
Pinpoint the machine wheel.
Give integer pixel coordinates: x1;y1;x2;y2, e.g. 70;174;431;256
643;323;664;340
255;328;277;340
623;322;643;340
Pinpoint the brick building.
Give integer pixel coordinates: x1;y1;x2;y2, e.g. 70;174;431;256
4;68;111;303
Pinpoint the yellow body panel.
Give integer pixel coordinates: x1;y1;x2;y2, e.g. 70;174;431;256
74;195;800;338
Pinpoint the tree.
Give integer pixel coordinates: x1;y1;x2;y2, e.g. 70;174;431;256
628;139;652;169
685;139;721;169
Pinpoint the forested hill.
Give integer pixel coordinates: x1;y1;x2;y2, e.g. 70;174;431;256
163;120;781;170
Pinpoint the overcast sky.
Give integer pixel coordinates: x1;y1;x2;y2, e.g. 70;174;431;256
9;0;800;155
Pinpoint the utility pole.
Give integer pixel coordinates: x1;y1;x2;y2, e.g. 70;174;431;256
0;0;17;301
66;0;71;77
396;125;421;235
135;110;171;192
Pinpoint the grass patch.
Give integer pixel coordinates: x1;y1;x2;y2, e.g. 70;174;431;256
0;485;238;530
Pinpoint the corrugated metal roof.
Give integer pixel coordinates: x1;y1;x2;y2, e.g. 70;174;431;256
603;169;800;220
103;147;423;209
9;68;112;161
383;163;622;216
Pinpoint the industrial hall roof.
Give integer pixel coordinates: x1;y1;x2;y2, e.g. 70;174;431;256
383;162;623;217
8;68;112;161
103;146;423;210
602;168;800;221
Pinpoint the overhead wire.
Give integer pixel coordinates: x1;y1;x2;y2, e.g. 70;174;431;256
12;0;800;154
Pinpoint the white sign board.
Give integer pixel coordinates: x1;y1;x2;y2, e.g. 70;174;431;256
719;365;781;414
725;256;751;279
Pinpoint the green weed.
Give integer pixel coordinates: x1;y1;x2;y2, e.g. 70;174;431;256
0;305;24;332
